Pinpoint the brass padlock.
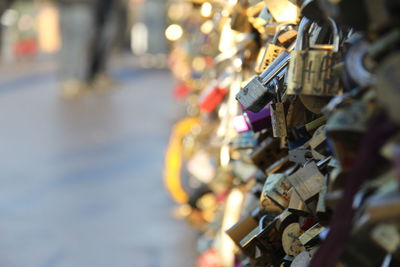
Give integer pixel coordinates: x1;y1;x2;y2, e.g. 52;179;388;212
254;25;293;74
287;17;341;96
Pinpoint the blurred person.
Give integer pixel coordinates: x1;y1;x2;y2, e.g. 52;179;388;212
57;0;125;98
57;0;95;97
89;0;126;90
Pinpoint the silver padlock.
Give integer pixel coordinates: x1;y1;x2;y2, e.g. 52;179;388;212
269;80;288;138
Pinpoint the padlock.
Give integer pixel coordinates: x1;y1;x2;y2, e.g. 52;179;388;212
285;96;310;130
260;192;284;213
236;51;291;112
264;23;286;35
270;80;288;138
270;101;288;138
281;222;306;256
257;4;272;22
226;215;259;257
287;161;325;202
276;209;297;230
361;187;400;225
233;114;251;133
231;131;258;150
289;147;313;165
316;175;329;220
261;173;292;209
291;247;318;267
247;0;267;33
246;0;265;19
254;25;293;74
287;17;341;96
244;106;272;132
250;136;287;170
251;5;272;34
237;216;286;264
278;29;298;45
254;216;286;265
298;223;325;248
309;125;328;160
288;188;310;216
264;0;299;23
254;46;268;74
199;85;228;113
276;211;306;258
231;0;253;33
288;116;327;149
265;155;291;175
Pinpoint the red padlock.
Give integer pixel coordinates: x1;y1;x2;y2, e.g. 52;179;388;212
199;85;228;113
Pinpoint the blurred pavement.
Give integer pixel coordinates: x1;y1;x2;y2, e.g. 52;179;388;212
0;57;196;267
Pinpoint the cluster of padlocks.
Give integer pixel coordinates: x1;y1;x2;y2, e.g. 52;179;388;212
164;1;400;266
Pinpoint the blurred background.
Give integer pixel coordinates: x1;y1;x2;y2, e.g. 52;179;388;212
0;0;197;266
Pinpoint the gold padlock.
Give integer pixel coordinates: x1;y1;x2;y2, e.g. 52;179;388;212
287;17;341;96
254;24;294;74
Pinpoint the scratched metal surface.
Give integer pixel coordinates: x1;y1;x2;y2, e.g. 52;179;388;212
0;59;197;267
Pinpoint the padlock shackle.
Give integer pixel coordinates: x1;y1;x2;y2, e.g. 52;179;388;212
295;17;340;52
295;17;312;51
270;78;281;102
259;215;269;231
327;17;340;52
272;23;297;44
